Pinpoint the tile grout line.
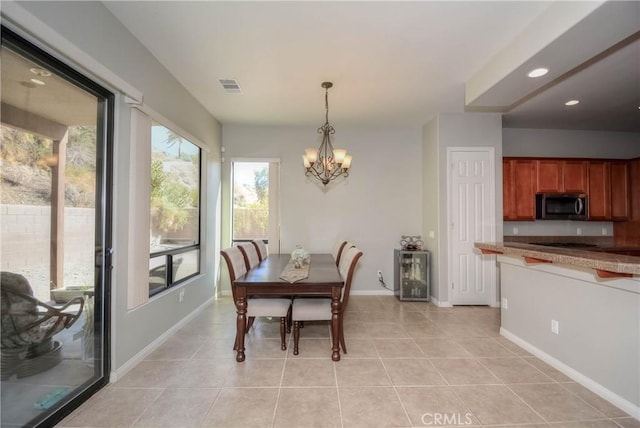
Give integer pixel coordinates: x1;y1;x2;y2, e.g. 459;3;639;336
427;355;482;426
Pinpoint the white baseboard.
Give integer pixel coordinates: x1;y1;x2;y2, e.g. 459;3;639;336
430;296;452;307
501;327;640;420
351;289;394;296
110;297;214;383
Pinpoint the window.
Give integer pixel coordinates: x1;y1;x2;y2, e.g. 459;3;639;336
232;162;269;244
149;123;201;296
230;160;280;254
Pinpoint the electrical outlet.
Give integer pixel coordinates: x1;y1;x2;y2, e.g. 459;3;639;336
179;289;185;302
513;227;519;235
551;320;559;335
428;230;435;239
601;227;608;236
501;297;508;309
377;270;383;279
576;227;582;236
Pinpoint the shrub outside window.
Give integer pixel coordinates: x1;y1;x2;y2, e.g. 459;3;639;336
149;122;200;296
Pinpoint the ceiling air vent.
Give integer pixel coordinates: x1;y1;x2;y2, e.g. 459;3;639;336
219;79;243;94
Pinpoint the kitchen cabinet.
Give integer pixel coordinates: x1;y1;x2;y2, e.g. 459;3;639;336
610;161;630;220
505;157;631;222
503;158;536;220
536;160;562;192
535;159;587;193
562;160;589;193
588;161;611;220
588;160;630;221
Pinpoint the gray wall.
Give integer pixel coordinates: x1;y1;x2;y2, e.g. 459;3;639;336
421;119;439;301
425;113;503;305
221;125;423;295
8;1;222;373
500;256;639;409
503;128;640;158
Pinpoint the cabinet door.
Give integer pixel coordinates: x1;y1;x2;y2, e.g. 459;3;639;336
562;160;588;193
503;160;515;220
588;161;611;220
513;160;536;220
611;161;630;221
536;160;562;192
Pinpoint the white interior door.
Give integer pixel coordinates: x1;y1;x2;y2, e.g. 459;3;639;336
448;148;496;305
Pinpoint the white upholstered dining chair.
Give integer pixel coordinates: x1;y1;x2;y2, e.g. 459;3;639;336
252;239;268;262
220;246;291;351
331;240;347;266
291;246;363;355
237;242;261;270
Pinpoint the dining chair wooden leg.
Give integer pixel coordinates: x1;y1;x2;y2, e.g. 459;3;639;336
246;316;256;332
293;321;301;355
286;307;292;334
233;332;239;351
280;317;287;351
339;317;347;354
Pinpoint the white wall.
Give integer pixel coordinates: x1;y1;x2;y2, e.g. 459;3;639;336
503;128;640;158
5;1;222;373
433;113;503;306
221;125;423;294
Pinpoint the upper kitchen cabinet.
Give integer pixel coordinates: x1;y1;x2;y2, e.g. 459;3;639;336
588;160;630;221
610;161;630;221
535;159;588;193
588;161;611;220
503;158;536;220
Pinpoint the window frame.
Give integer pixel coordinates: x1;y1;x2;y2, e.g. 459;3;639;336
0;25;114;428
148;122;202;297
228;158;280;254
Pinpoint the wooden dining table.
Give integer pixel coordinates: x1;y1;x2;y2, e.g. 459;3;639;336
232;253;344;362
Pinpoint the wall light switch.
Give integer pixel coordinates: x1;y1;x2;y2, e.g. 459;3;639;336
501;298;508;309
429;230;435;239
551;320;559;335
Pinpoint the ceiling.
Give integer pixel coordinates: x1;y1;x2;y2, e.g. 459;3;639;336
103;1;640;132
0;47;98;131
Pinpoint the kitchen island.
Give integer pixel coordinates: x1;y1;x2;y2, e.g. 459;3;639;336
475;242;640;419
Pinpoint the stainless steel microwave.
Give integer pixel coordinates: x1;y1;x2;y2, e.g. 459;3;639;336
535;193;588;220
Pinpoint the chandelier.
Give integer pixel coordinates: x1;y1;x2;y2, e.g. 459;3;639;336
302;82;352;186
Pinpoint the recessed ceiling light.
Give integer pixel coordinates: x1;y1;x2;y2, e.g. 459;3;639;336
30;78;45;86
527;68;548;78
30;67;51;77
565;100;579;106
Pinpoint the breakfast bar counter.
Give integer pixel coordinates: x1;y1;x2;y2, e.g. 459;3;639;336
475;241;640;417
474;242;640;277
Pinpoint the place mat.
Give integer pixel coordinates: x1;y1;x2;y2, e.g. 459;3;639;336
279;261;310;283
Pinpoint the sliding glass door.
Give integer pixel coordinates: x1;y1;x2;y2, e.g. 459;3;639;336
0;27;112;427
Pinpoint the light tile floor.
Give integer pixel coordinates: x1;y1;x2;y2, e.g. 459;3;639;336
60;296;639;427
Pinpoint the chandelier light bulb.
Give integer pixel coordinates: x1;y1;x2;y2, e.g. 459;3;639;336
333;149;347;164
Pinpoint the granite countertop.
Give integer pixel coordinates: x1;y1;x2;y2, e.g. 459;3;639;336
474;242;640;276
